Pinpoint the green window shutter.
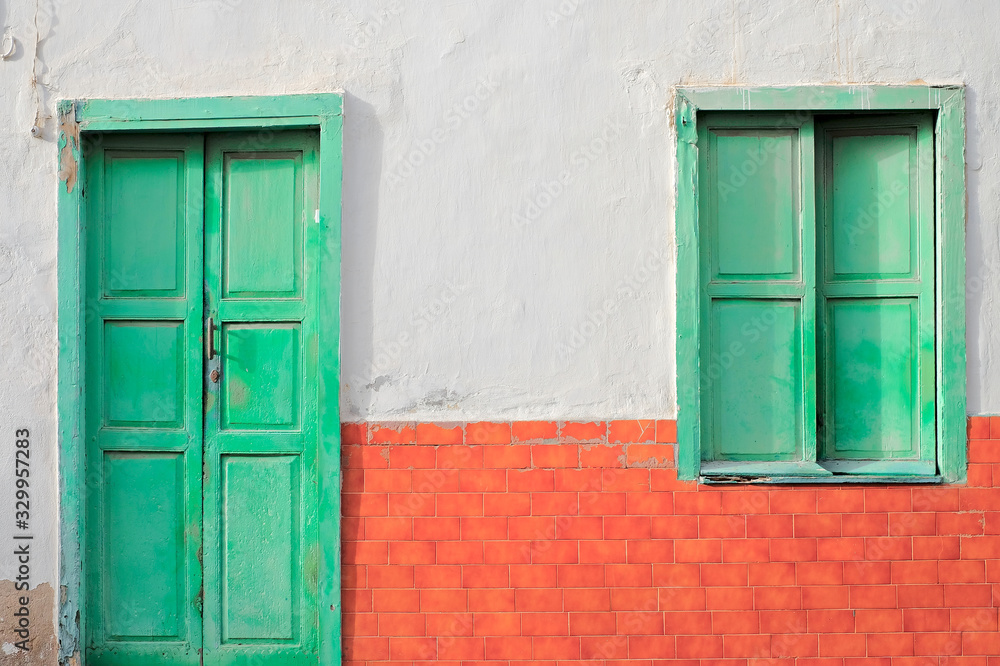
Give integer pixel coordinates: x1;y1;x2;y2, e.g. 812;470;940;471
815;115;936;475
697;114;819;472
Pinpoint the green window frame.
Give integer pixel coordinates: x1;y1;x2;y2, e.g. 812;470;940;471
56;94;344;664
675;85;966;483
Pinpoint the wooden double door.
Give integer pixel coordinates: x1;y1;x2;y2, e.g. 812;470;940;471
84;131;321;665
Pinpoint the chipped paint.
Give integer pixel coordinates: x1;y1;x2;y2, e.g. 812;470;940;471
57;107;79;194
0;582;58;666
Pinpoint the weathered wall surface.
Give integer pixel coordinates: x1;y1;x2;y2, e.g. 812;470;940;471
0;0;998;662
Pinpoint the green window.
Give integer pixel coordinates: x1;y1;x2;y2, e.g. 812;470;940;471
675;87;966;483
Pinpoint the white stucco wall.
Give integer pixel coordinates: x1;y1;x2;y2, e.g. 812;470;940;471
0;0;999;660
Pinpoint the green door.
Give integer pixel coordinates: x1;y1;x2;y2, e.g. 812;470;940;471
84;131;321;665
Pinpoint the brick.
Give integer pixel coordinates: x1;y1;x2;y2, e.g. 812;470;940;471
969;463;996;486
580;491;626;515
343;589;373;613
509;516;554;541
944;583;993;607
855;609;902;632
389;541;435;564
608;419;655;444
961;488;1000;511
469;588;515;611
676;635;723;659
531;635;580;658
485;540;531;564
969;416;992;439
378;610;424;634
747;514;793;538
847;583;895;608
389;492;436;516
560;421;607;442
510;564;558;587
532;444;579;468
437;541;483;564
797;562;843;586
940;560;985;583
773;633;818;657
938;512;985;535
914;632;962;656
843;560;891;585
625;491;673;515
700;515;746;539
368;564;414;588
555;516;603;540
473;612;520;636
554;468;603;492
817;489;865;513
629;634;676;659
483;445;532;469
903;608;950;632
342;563;365;588
412;517;459;541
603;468;650;492
412;468;461;493
389;444;437;469
892;560;938;584
437;635;483;660
652;562;700;587
532;492;579;516
818;633;866;657
722;537;770;563
484;492;530;516
770;489;817;514
581;634;628;659
961;535;1000;559
754;586;801;610
655;419;677;443
343;611;377;637
795;514;843;537
530;540;578;564
558;564;606;587
616;610;663;634
864;536;912;560
462;564;509;588
802;585;849;609
866;488;912;512
675;490;723;515
842;513;889;536
723;633;771;658
512;420;558;442
580;443;625;468
414;564;461;588
485;635;532;659
625;443;674;468
604;564;653;587
515;588;563;612
865;633;913;657
889;512;936;536
342;422;368;445
462;517;508;541
760;609;807;633
564;587;610;611
808;609;855;633
370;422;416;444
702;563;748;587
438;445;484;469
416;422;464;445
579;540;626;563
342;469;365;493
343;636;388;660
711;610;759;634
569;611;616;635
508;469;555;492
420;589;468;612
675;538;722;563
706;586;754;610
816;537;865;561
750;562;796;586
913;535;960;559
626;540;671;564
345;540;388;565
912;487;961;512
651;515;698;539
438;493;484;517
604;516;651;540
721;489;770;514
772;538;818;562
651;468;693;491
664;610;712;633
466;422;511;445
343;492;388;517
952;608;999;631
659;587;706;611
897;584;944;608
460;469;508;492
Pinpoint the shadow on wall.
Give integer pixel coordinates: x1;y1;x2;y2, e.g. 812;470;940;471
341;92;381;420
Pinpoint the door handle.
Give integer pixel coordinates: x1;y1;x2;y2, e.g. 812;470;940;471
205;316;215;360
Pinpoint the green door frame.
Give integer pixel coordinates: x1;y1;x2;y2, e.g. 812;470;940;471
57;94;344;665
674;85;967;483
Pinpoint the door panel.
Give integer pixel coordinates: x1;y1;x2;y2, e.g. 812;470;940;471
85;130;321;665
85;135;205;666
202;131;320;666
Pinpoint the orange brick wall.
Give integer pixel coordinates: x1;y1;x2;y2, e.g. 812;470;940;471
341;417;1000;665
